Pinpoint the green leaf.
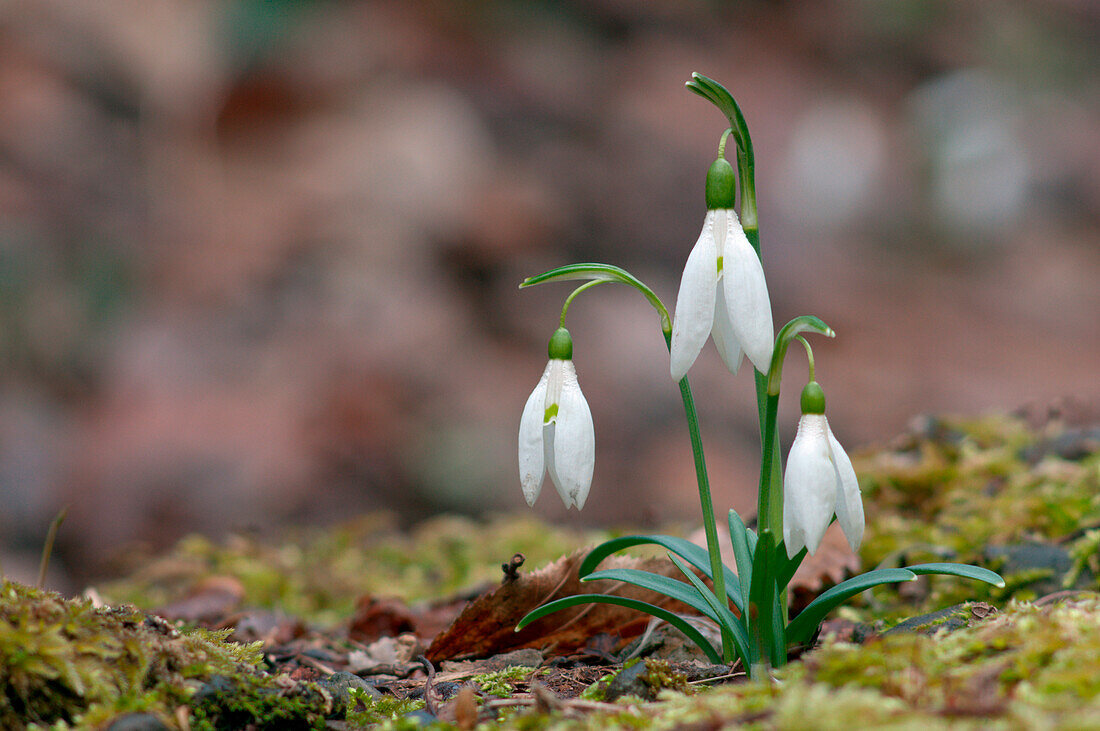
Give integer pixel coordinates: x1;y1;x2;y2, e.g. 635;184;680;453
515;594;721;664
520;263;671;334
747;530;779;665
727;511;754;607
582;568;721;624
769;585;787;668
775;540;808;592
786;569;918;646
766;316;835;395
579;535;743;612
685;73;754;171
667;555;752;666
903;563;1006;588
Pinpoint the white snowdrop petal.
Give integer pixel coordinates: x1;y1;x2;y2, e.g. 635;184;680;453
551;362;595;510
720;211;774;373
543;360;565;423
783;415;836;556
518;363;551;506
670;212;719;380
711;285;745;376
827;423;865;552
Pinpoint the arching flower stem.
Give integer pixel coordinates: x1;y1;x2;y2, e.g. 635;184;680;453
559;280;607;327
522;263;736;662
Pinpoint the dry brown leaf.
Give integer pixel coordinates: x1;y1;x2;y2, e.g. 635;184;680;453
348;595;418;642
153;575;245;625
425;549;697;662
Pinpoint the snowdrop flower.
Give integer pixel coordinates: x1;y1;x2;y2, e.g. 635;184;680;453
670;158;774;380
519;328;595;510
783;382;864;557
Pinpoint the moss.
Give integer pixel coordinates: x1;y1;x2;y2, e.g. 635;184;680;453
851;414;1100;623
103;514;601;625
638;659;689;697
344;694;425;729
188;673;333;731
0;580;262;730
475;666;540;698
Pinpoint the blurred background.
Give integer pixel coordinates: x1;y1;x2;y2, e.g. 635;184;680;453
0;0;1097;589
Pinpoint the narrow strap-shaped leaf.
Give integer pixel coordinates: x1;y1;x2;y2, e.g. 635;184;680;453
579;535;743;611
903;563;1005;587
769;581;787;668
747;530;778;666
667;555;752;667
519;263;671;334
727;511;754;611
775;540;808;592
582;569;721;624
786;569;917;646
515;594;721;664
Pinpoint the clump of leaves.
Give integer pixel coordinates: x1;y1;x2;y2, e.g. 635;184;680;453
0;580;262;730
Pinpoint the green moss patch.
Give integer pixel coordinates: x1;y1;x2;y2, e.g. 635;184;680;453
103;514;601;625
0;580;263;729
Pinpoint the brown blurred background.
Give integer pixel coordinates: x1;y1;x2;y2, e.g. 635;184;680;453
0;0;1097;589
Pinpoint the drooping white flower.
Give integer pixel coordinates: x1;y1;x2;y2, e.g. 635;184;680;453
669;207;774;380
519;328;595;510
783;383;864;557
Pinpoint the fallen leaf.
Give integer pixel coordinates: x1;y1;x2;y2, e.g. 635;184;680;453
346;633;423;675
154;575;245;625
425;549;701;662
348;595;418;641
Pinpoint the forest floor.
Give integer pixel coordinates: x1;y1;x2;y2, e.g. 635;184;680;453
3;402;1100;729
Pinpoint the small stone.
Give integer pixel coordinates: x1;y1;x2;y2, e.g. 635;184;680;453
106;713;171;731
885;602;997;636
316;671;381;714
191;674;235;705
603;661;652;702
486;648;542;670
403;709;437;724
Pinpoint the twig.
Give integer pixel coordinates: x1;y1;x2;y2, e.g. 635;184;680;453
296;654;337;676
37;506;68;588
502;553;526;583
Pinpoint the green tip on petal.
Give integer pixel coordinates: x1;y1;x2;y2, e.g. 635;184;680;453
801;381;826;414
705;158;736;210
548;327;573;360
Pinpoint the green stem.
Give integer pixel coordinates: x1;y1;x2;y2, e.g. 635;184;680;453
560;280;606;326
717;127;733;160
526;263;733;663
796;335;815;381
660;332;735;663
756;393;782;537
